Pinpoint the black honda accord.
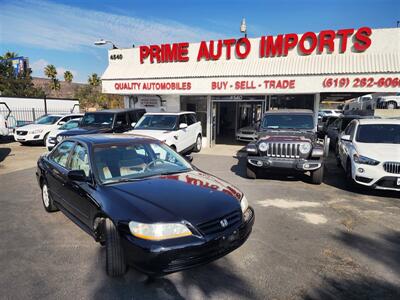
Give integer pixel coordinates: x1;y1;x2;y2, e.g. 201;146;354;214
36;134;254;277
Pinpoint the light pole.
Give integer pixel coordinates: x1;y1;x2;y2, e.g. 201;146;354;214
240;18;247;38
94;39;118;49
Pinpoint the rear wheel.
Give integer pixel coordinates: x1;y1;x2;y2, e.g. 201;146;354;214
311;164;324;184
41;182;58;212
193;135;202;153
105;219;126;277
387;101;397;109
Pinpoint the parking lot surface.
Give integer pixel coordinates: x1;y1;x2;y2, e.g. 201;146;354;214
1;142;399;299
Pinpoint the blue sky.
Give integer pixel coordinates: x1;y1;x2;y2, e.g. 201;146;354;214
0;0;399;83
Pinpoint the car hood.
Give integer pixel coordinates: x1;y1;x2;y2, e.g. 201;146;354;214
59;126;111;136
103;170;243;225
127;129;173;141
258;130;315;142
16;123;52;131
356;143;400;161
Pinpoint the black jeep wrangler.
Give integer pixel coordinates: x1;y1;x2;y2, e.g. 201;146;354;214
246;110;329;184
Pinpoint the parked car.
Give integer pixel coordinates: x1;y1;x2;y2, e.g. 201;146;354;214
326;115;373;152
0;114;8;137
54;109;146;146
319;109;342;117
14;113;82;145
46;117;83;151
236;121;260;143
127;112;202;153
36;134;254;277
337;119;400;191
376;93;400;109
245;110;329;184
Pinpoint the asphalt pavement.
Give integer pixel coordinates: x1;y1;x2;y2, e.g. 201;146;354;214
0;141;399;299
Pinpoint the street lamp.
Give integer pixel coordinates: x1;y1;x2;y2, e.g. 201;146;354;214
240;18;247;38
94;39;118;49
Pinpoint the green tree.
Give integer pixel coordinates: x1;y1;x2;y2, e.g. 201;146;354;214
88;73;101;86
44;64;60;91
0;51;45;97
64;70;73;83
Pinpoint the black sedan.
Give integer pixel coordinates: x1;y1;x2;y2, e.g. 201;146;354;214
36;134;254;277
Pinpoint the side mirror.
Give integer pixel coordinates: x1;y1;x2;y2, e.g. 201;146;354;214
68;169;87;181
341;135;351;142
131;122;136;128
179;123;188;129
184;154;193;162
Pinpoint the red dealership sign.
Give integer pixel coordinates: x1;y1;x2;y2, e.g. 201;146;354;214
139;27;372;64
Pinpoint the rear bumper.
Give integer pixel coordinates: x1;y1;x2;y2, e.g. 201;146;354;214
247;156;322;171
121;207;254;276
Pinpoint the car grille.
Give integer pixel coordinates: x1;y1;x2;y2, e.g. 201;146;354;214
197;210;242;236
241;131;255;135
261;142;300;158
383;162;400;174
16;130;28;136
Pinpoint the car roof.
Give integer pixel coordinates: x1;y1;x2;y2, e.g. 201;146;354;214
357;118;400;125
65;134;159;146
85;109;145;114
143;111;195;116
265;109;313;114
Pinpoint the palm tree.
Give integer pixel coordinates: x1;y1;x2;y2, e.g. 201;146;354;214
64;70;73;83
0;51;19;60
44;64;57;80
88;73;101;86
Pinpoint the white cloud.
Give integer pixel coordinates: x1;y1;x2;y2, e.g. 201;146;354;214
0;0;224;51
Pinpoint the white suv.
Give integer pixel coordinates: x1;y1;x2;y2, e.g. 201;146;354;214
126;112;202;153
337;119;400;191
0;114;8;137
14;113;82;145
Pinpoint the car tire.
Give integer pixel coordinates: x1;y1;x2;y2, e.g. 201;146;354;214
41;182;58;212
311;164;324;184
246;165;257;179
387;101;397;109
193;135;202;153
42;132;49;146
170;145;177;152
345;160;358;189
105;219;126;277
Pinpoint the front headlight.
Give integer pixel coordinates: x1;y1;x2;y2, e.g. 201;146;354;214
258;142;268;152
299;143;312;154
29;128;44;134
128;221;192;241
353;154;380;166
240;195;249;214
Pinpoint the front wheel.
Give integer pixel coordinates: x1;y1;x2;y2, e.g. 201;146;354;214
193;135;202;153
345;160;358;189
387;102;397;109
311;165;324;184
246;165;258;179
105;219;126;277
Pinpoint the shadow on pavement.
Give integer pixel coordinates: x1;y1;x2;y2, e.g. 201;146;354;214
92;248;255;299
303;275;400;300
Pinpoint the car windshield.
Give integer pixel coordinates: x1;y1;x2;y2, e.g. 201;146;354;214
34;115;61;125
356;124;400;144
261;114;314;130
93;142;192;184
59;119;80;130
135;115;178;130
81;113;114;127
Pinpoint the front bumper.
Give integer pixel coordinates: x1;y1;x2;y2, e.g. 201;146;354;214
352;162;400;191
120;207;255;276
14;132;44;142
247;156;322;171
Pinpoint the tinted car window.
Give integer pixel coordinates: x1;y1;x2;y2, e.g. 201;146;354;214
70;144;90;176
356;124;400;144
135;115;178;130
186;114;197;125
49;141;75;168
81;113;114;127
115;114;128;127
35;115;61;125
179;115;187;125
261;114;314;130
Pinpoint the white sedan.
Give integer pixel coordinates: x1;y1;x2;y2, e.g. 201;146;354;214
14;113;82;145
337;118;400;191
46;117;82;151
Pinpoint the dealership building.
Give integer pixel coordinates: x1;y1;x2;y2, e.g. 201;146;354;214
101;27;400;147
